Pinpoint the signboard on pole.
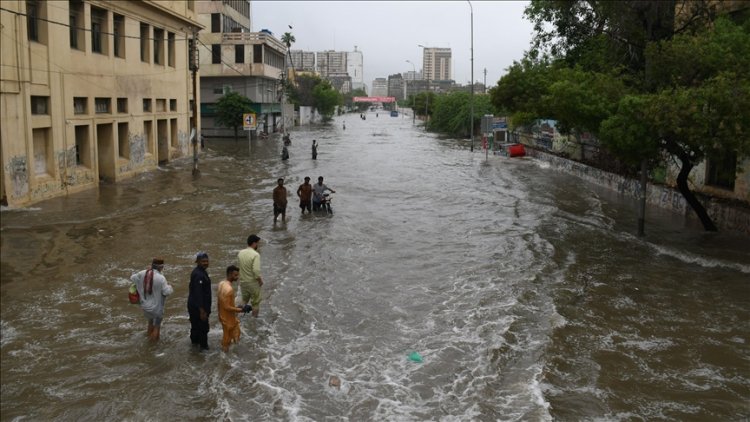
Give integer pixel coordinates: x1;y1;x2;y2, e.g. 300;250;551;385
243;113;257;130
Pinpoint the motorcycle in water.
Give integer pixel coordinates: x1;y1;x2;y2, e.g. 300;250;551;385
314;193;333;214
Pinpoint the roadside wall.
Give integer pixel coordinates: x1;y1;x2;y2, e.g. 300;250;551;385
526;148;750;235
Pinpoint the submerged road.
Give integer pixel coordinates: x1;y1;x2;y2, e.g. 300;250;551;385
1;111;749;420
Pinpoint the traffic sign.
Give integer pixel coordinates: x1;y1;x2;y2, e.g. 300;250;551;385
243;113;257;130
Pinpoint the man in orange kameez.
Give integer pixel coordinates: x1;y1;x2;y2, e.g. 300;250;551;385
217;265;251;352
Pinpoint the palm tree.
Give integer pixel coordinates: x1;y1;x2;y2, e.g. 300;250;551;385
281;32;296;70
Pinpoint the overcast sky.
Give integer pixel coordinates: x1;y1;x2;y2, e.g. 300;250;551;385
251;1;536;91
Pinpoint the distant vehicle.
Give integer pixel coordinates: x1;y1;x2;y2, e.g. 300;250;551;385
390;110;399;117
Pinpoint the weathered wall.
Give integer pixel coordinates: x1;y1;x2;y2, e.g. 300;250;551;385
526;148;750;235
0;0;199;207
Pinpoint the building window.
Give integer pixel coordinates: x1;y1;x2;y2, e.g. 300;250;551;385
32;127;52;175
153;28;164;65
140;23;150;62
69;0;83;49
74;125;90;167
143;120;154;154
31;96;49;115
27;0;40;42
211;13;220;33
235;44;244;63
706;150;737;190
113;14;125;58
212;44;221;64
169;99;177;111
143;98;152;112
213;87;223;94
253;44;262;64
155;99;166;112
95;98;111;114
117;97;128;113
91;6;107;54
167;32;175;66
118;122;129;159
73;97;87;114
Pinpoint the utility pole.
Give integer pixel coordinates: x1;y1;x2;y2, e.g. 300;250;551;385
190;27;200;175
468;0;474;153
483;68;487;93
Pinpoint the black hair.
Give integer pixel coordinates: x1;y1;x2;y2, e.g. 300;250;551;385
226;265;239;275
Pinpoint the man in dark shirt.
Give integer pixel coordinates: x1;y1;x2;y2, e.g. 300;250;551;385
187;252;212;350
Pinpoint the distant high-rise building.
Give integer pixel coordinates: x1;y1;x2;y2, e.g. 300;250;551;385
316;50;347;79
403;70;422;81
422;47;452;81
387;74;405;101
371;78;388;97
347;47;364;91
290;50;316;72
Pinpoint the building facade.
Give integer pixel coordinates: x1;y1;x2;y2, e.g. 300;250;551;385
347;47;364;91
196;0;287;136
422;47;452;82
0;0;201;207
290;50;315;72
316;50;347;80
371;78;387;97
387;74;405;101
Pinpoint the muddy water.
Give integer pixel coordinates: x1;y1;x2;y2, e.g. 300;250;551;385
1;112;748;421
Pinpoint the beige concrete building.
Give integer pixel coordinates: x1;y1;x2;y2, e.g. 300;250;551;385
422;47;452;82
0;1;201;207
196;0;288;136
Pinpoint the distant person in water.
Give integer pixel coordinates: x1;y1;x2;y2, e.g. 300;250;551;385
312;139;318;160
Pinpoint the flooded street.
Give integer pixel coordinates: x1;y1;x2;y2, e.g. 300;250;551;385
2;112;749;421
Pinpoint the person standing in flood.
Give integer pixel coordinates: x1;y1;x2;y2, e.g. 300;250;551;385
312;139;318;160
297;176;313;214
131;258;173;342
216;265;251;352
273;178;288;223
238;234;263;318
187;252;211;350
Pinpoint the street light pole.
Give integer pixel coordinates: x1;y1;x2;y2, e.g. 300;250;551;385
406;60;416;124
418;44;430;129
468;0;474;152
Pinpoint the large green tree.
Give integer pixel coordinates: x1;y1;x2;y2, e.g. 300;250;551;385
492;1;750;231
215;91;253;142
312;81;342;122
428;92;494;138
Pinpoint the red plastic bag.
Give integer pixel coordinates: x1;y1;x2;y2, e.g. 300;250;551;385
128;283;140;304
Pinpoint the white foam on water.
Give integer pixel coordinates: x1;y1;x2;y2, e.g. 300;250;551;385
1;320;18;347
650;243;750;274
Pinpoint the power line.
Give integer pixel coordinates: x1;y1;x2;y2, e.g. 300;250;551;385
0;6;195;42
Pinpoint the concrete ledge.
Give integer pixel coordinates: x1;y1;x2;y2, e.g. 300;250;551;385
525;148;750;235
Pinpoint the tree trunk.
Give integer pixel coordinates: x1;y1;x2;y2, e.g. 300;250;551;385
675;155;718;231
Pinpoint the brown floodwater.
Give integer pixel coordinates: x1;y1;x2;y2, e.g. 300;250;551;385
2;112;749;421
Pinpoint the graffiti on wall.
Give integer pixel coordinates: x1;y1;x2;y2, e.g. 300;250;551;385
130;133;146;165
6;156;29;199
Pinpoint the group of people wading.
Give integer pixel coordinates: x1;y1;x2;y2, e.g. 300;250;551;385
130;234;263;352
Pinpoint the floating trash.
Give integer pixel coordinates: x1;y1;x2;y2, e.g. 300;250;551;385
329;375;341;389
408;351;423;363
